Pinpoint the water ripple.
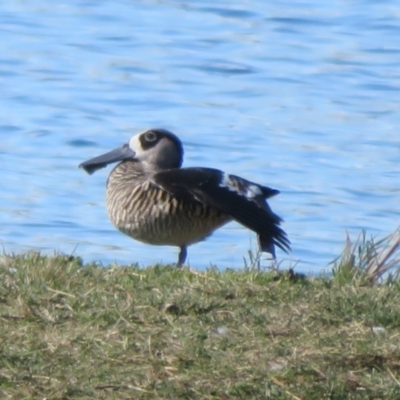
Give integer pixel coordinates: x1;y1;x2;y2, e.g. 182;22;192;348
1;0;400;273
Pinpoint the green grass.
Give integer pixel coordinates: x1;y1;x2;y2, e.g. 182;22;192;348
2;230;400;399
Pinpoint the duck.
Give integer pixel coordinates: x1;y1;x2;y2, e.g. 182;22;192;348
79;128;290;266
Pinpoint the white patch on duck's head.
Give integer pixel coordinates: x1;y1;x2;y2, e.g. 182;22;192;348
128;129;183;170
128;132;144;154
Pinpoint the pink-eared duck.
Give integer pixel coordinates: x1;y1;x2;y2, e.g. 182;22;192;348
79;129;290;266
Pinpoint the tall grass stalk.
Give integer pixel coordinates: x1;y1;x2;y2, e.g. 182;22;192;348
331;227;400;284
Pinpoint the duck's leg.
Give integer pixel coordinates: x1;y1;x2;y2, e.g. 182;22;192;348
177;245;187;267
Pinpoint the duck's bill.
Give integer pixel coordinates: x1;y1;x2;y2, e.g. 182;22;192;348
79;144;136;174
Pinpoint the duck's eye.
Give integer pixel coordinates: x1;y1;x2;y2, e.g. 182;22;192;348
144;131;157;142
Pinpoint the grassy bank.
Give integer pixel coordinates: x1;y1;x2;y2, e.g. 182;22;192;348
1;234;400;399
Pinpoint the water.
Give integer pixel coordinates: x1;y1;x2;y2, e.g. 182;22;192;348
1;1;400;273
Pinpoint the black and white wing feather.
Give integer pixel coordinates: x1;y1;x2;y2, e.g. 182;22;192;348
151;167;290;256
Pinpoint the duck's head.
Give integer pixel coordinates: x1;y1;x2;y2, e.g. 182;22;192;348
79;128;184;174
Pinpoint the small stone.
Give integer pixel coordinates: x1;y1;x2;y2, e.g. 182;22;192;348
372;326;387;335
216;326;229;336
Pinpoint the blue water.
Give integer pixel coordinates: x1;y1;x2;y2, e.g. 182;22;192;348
1;1;400;273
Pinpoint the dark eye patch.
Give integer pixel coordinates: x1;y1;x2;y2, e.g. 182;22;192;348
145;131;157;142
140;130;160;149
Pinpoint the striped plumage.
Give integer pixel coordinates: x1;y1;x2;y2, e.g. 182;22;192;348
80;129;290;266
106;161;230;250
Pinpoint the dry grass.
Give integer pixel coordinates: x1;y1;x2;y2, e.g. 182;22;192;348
1;230;400;399
331;227;400;284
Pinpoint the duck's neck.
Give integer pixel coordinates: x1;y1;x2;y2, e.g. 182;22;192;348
107;160;145;184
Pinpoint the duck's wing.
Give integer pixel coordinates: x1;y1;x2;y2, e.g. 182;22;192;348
151;167;290;256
